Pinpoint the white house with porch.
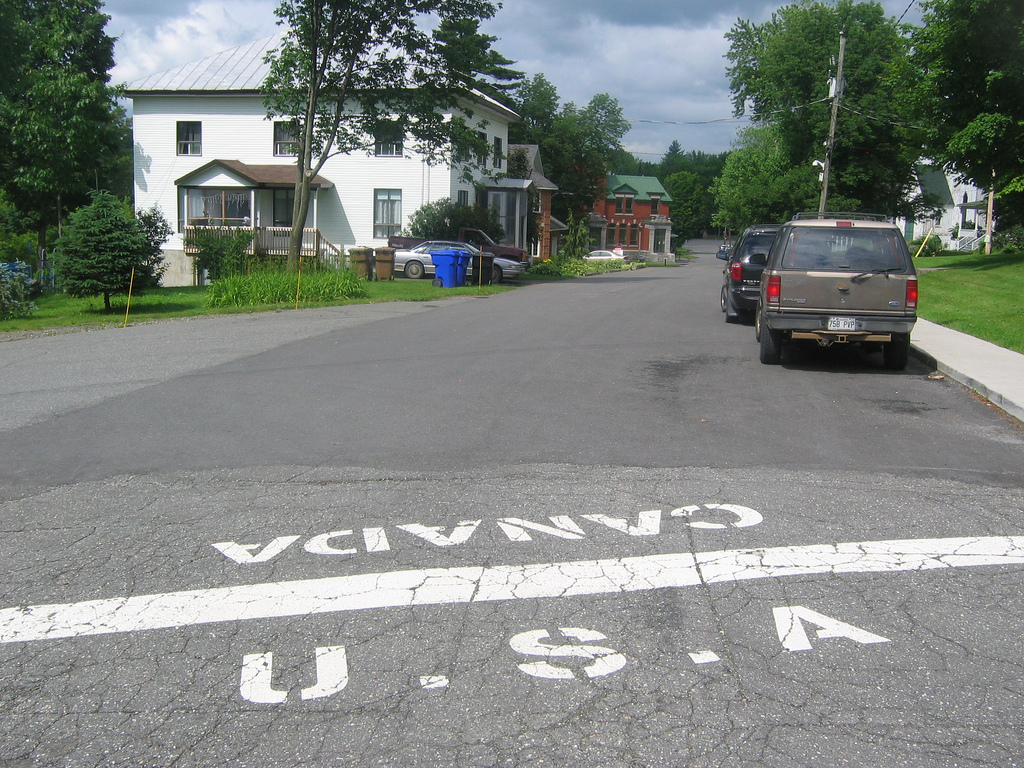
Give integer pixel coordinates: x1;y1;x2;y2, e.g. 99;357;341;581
896;164;992;251
125;36;521;286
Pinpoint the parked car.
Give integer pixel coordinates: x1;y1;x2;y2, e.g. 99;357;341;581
718;225;779;323
388;228;528;263
755;213;918;370
393;241;526;283
585;249;629;262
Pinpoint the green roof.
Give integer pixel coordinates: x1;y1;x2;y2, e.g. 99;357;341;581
915;165;954;207
605;175;672;203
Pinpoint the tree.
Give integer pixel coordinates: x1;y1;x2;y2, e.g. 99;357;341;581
508;73;559;145
405;198;504;242
725;1;921;217
663;171;705;240
0;0;130;258
910;0;1024;226
508;76;631;222
712;125;820;232
658;147;728;237
262;0;521;269
56;192;168;312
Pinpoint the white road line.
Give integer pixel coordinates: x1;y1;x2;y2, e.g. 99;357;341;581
1;536;1023;644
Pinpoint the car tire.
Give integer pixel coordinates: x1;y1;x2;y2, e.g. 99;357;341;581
754;302;763;341
720;285;728;313
491;264;503;284
758;308;783;365
405;260;425;279
883;333;911;371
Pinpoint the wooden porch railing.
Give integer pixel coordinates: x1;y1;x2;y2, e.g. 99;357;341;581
183;226;346;268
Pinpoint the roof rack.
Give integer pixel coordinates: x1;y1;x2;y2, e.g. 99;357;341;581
792;212;889;221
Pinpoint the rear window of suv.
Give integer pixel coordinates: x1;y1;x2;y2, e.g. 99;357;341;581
737;233;777;259
779;227;909;272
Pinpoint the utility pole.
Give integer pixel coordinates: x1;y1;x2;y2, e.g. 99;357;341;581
818;32;846;214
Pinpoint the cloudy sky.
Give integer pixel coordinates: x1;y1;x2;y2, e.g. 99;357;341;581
104;0;924;159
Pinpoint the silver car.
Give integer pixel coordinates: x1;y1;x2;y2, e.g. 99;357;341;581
394;241;526;283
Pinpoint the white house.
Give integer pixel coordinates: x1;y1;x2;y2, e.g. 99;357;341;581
896;164;991;251
125;36;520;286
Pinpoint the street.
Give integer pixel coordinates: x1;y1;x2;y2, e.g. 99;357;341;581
1;240;1023;767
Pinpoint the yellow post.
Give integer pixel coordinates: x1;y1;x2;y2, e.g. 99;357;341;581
295;256;303;309
122;267;136;327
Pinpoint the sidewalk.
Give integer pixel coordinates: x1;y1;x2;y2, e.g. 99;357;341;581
911;318;1024;424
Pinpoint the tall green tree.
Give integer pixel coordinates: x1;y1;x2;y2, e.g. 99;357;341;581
263;0;521;268
910;0;1024;226
725;0;920;217
712;125;820;232
510;76;630;221
658;147;728;237
508;73;559;145
0;0;129;258
663;171;705;240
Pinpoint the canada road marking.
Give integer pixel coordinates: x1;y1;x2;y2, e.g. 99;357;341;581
1;536;1023;645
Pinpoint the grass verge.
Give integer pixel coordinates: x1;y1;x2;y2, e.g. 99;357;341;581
0;278;514;334
914;250;1024;354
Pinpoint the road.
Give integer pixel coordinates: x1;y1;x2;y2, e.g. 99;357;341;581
1;240;1023;767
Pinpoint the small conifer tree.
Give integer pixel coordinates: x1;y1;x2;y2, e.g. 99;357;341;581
57;191;167;311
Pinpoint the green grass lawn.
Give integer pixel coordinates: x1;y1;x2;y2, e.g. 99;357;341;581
914;251;1024;354
0;278;514;334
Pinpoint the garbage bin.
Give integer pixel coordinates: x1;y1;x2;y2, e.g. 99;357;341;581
430;249;469;288
469;252;494;286
349;247;372;279
454;249;470;286
373;247;395;281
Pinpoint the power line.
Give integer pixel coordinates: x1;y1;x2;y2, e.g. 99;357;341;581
627;95;831;129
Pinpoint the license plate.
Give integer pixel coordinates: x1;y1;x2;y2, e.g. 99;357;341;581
827;317;857;331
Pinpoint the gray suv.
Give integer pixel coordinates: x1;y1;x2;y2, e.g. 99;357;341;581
755;213;918;370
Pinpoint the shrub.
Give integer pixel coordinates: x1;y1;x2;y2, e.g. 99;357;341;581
994;225;1024;254
0;262;35;319
909;233;943;257
207;268;368;307
405;197;505;242
523;261;562;277
186;227;256;280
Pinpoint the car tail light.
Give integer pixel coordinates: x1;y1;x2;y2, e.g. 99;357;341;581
766;275;781;305
906;279;918;309
730;261;743;281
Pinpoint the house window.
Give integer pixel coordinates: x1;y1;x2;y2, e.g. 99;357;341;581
457;190;469;207
629;225;639;246
185;188;251;226
650;195;661;216
476;131;488;166
177;121;202;156
615;195;634;215
493;137;503;169
374;189;402;238
375;125;404;157
274;122;299;156
273;188;294;227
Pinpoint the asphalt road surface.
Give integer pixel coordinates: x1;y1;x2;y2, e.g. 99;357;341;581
2;240;1023;767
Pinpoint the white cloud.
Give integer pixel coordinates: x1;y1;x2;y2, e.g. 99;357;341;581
109;0;278;85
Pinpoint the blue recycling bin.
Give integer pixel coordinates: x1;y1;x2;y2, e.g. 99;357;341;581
454;250;470;285
430;249;470;288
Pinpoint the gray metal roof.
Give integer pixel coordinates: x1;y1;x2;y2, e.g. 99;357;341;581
124;34;279;93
